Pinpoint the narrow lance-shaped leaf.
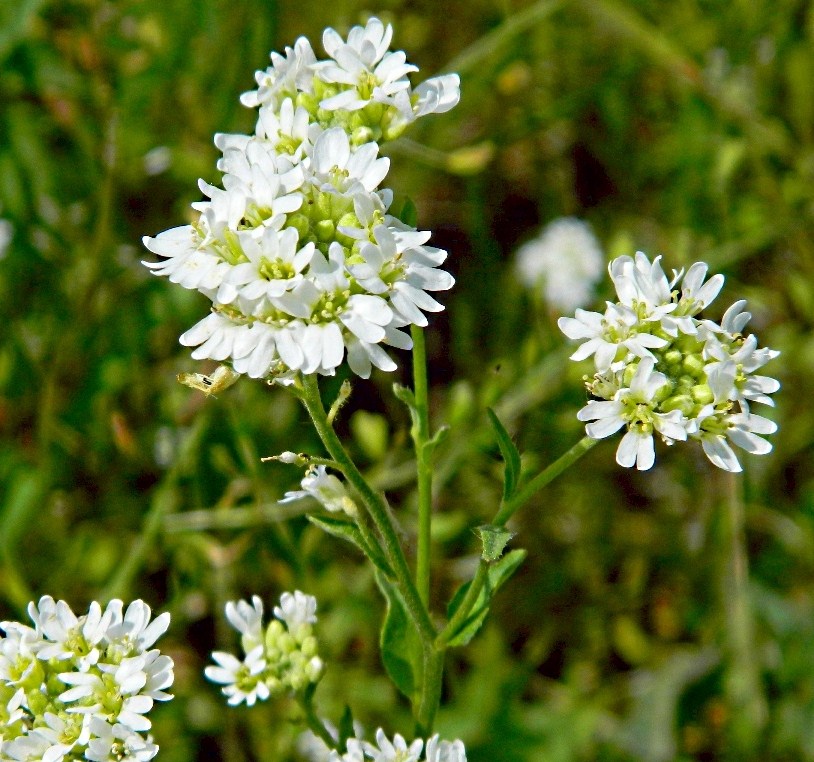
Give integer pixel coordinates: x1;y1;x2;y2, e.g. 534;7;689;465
445;549;527;647
487;407;521;499
307;514;392;578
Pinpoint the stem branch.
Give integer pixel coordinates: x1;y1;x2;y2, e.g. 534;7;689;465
411;326;433;607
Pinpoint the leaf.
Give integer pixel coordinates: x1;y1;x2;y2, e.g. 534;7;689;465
307;515;392;578
445;549;527;647
486;408;521;499
397;197;419;228
476;524;515;562
375;570;423;701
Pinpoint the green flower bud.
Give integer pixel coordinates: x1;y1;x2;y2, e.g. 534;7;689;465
660;394;694;415
691;384;714;405
682;354;705;376
315;219;336;242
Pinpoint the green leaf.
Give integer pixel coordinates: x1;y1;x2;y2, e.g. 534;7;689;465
375;570;423;701
476;524;515;562
486;408;521;499
397;197;419;228
307;515;392;578
445;549;527;647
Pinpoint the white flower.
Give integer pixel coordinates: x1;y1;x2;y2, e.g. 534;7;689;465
142;225;229;296
317;18;416;112
273;591;318;630
310;128;391;195
85;717;159;761
693;408;778;473
363;729;423;762
24;711;91;762
515;217;604;312
425;735;467;762
240;36;318;109
102;600;172;659
279;465;354;514
577;357;690;470
225;596;265;652
558;302;668;372
29;597;111;669
214;226;315;305
205;646;269;707
351;224;453;328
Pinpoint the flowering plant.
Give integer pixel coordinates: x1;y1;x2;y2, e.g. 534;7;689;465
28;12;776;762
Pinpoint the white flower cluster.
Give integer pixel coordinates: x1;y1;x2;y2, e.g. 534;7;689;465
515;217;604;312
559;252;780;472
143;18;460;381
0;597;173;761
328;728;466;762
205;592;323;706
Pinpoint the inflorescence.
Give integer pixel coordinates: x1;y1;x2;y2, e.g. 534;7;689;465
205;592;323;706
143;18;460;381
559;252;780;472
0;597;173;761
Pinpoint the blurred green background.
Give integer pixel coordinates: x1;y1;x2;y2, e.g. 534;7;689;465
2;0;814;759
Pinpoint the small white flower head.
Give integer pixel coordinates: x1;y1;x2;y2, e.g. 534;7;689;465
205;646;270;707
364;728;424;762
225;595;264;652
273;591;318;630
425;735;468;762
240;36;318;110
144;20;458;384
562;252;779;471
206;590;323;707
515;217;604;312
279;464;357;514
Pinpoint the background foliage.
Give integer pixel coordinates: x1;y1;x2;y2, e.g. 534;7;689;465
2;0;813;759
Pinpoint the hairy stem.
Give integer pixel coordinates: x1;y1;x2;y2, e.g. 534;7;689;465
299;374;436;645
494;435;597;525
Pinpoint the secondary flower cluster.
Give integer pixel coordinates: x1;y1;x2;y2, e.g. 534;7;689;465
0;597;173;761
515;217;604;312
205;592;323;706
143;18;460;381
559;252;780;471
328;729;466;762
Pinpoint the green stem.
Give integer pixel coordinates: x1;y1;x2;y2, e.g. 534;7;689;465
493;436;597;526
719;470;766;750
437;436;597;647
297;692;336;749
417;648;445;736
411;326;433;607
435;561;489;648
299;374;435;645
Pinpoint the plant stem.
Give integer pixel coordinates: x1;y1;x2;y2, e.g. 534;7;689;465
493;435;597;526
719;470;766;750
436;436;596;647
417;647;445;736
435;560;489;648
411;326;433;607
299;374;436;646
297;692;336;749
